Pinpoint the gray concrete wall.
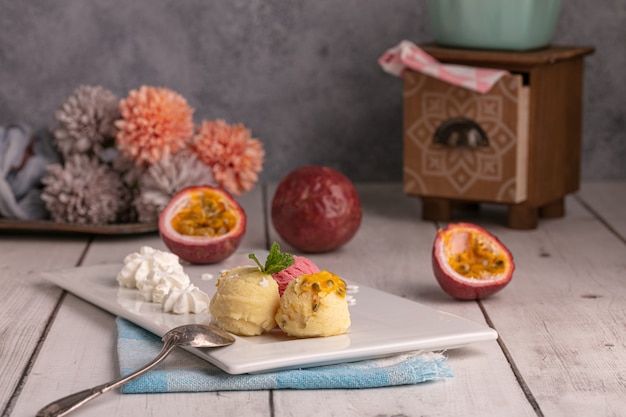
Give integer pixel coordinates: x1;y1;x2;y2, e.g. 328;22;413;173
1;0;623;182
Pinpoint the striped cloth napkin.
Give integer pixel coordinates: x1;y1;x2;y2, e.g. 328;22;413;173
378;40;508;93
116;318;453;393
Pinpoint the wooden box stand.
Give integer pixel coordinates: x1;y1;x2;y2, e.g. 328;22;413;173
403;45;594;229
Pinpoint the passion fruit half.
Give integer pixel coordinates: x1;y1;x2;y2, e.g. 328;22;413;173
432;222;514;300
159;186;246;264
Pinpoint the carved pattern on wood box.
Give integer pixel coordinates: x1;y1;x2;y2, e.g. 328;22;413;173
403;71;528;203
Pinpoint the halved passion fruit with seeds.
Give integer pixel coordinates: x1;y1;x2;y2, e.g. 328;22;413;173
159;186;246;264
432;222;514;300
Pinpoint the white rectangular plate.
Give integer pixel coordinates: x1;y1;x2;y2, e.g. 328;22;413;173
43;252;498;375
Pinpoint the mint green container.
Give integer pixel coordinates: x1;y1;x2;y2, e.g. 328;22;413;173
427;0;562;51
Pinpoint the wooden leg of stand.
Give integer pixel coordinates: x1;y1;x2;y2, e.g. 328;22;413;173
421;197;452;221
508;204;538;230
539;198;565;218
453;201;480;212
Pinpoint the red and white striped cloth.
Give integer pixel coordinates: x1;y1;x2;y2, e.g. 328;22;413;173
378;40;508;94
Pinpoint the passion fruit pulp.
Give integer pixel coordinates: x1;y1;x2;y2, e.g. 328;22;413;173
432;222;514;300
159;186;246;264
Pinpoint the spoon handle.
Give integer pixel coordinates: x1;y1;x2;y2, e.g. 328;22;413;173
36;337;178;417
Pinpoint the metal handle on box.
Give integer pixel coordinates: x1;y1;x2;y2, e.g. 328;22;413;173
433;117;489;148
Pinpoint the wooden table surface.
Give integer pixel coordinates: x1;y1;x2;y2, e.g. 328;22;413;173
2;181;625;417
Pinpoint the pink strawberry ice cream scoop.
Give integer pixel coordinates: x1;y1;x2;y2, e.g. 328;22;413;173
272;255;320;296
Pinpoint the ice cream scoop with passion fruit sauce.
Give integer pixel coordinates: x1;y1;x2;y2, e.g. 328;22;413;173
209;243;351;338
275;270;351;338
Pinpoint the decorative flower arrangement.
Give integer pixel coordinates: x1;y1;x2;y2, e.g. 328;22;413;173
192;119;264;196
36;84;264;225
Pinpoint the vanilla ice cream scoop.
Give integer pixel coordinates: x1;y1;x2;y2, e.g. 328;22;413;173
209;265;280;336
275;270;351;338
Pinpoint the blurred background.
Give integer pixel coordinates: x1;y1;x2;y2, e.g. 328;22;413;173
1;0;623;182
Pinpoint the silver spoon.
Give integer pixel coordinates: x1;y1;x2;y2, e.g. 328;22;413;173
37;323;235;417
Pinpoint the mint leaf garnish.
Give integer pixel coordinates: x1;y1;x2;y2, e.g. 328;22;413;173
249;242;294;275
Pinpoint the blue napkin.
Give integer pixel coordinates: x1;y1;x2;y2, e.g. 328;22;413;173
116;317;453;393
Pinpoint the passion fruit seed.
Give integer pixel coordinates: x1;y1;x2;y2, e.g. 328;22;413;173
171;191;237;237
299;270;347;312
446;232;506;280
302;271;346;298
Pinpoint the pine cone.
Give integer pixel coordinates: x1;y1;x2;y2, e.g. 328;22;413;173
41;154;128;224
133;150;216;223
53;85;120;160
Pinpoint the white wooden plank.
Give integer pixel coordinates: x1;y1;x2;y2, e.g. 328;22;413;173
11;182;624;416
469;195;626;416
268;183;537;417
577;180;626;240
0;234;87;412
12;294;270;417
12;187;272;417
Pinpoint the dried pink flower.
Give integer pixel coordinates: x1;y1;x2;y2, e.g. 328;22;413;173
115;86;194;166
191;119;264;196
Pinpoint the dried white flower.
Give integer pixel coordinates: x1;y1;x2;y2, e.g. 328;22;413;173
41;154;128;224
53;85;120;159
133;150;216;223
